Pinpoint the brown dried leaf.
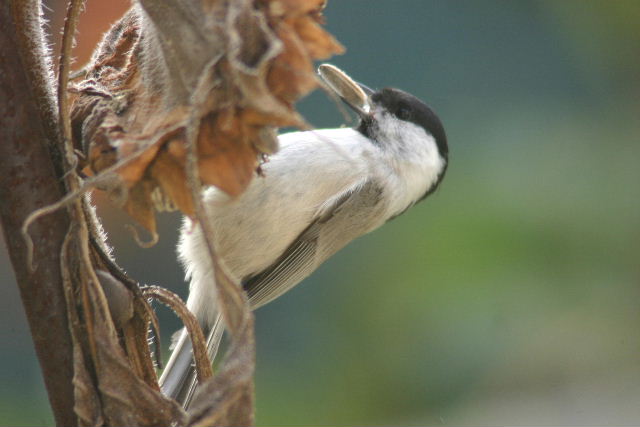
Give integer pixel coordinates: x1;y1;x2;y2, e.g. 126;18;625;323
61;228;186;426
197;113;259;198
71;341;104;427
267;22;317;103
85;262;185;425
150;140;194;215
122;179;157;236
293;14;345;59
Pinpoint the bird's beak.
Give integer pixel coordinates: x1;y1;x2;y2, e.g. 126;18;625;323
318;63;373;119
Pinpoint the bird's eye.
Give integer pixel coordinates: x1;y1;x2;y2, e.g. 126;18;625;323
396;105;411;120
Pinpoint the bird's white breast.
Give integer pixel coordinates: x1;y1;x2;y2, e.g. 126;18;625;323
179;128;375;325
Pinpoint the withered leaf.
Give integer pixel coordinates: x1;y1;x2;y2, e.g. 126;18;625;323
62;233;185;426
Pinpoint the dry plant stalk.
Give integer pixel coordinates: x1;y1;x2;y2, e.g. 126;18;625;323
142;286;213;382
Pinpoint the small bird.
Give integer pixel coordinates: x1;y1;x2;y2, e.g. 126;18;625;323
160;64;449;407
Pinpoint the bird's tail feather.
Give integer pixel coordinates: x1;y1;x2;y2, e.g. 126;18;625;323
159;314;225;409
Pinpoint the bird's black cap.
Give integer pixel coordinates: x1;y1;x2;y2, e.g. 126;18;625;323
359;88;448;160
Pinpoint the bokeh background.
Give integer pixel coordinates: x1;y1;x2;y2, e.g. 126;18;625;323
2;0;639;425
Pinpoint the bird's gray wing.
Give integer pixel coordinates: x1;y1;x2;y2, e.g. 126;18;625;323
162;180;384;408
243;179;385;309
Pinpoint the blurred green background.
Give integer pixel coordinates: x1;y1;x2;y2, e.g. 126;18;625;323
2;0;639;425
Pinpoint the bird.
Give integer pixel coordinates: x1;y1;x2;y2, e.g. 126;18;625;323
159;63;449;407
